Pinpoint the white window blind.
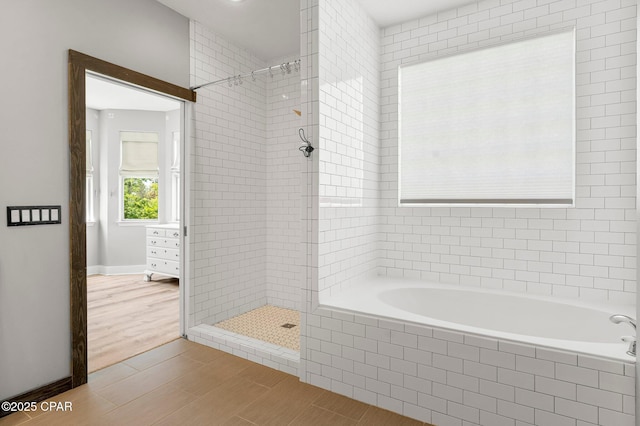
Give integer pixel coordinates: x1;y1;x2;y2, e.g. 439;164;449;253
398;29;575;206
120;131;159;176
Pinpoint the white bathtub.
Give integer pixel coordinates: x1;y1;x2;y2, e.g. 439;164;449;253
322;277;636;361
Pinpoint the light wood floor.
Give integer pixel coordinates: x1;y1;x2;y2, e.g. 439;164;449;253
0;339;432;426
88;274;179;373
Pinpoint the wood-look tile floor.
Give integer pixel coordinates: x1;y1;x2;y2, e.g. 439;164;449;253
88;274;179;373
0;339;434;426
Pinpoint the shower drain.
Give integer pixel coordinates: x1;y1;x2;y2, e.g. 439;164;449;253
281;323;297;329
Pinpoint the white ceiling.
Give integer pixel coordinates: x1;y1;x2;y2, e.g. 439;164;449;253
86;74;182;112
358;0;478;28
155;0;477;62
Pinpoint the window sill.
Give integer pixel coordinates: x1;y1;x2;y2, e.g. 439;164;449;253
398;200;574;208
117;220;159;227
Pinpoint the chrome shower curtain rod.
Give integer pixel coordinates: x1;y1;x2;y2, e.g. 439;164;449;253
190;59;301;90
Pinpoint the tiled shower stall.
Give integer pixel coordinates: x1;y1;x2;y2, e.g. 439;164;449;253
188;0;638;424
187;20;305;373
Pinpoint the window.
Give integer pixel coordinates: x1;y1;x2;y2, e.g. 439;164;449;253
86;131;95;222
120;131;159;220
170;131;180;222
398;29;575;207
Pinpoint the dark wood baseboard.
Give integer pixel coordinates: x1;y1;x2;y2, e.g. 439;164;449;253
0;377;72;418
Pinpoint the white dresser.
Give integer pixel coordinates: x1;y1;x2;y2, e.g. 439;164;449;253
144;224;180;282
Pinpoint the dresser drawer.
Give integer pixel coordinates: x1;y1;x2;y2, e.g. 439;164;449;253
166;228;181;239
147;258;179;275
147;237;180;249
165;248;180;260
147;226;180;238
163;260;180;275
146;227;166;237
147;247;180;260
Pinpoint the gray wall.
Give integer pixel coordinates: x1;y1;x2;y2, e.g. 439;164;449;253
0;0;189;400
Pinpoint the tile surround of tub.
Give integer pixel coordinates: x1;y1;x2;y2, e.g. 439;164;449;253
303;0;638;424
303;306;636;425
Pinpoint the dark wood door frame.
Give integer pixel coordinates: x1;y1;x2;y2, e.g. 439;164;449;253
68;49;196;387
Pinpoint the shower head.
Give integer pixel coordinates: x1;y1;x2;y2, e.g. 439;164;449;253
298;128;314;158
610;314;636;329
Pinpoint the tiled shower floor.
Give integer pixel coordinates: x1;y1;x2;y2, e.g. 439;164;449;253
214;305;300;351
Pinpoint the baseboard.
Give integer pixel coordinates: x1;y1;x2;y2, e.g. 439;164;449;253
0;377;72;418
87;264;146;276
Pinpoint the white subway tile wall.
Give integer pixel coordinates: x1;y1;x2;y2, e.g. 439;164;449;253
299;0;321;385
302;0;638;424
189;21;268;327
378;0;637;304
267;56;304;310
317;0;381;299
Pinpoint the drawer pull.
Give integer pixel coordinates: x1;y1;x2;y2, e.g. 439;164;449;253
172;232;179;237
153;230;160;235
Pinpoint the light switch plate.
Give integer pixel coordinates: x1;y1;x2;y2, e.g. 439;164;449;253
7;205;62;226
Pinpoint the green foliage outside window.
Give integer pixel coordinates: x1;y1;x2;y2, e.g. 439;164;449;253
123;177;158;220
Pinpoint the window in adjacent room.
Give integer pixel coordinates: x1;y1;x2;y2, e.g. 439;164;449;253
86;130;95;222
170;131;180;222
398;29;575;207
120;131;159;221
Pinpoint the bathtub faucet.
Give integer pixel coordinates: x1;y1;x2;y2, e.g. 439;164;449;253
610;314;636;357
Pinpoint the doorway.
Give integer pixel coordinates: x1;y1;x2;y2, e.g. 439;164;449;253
85;74;183;372
68;50;196;387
